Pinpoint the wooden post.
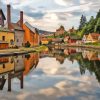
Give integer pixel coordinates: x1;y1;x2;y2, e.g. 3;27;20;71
20;73;23;89
8;73;11;92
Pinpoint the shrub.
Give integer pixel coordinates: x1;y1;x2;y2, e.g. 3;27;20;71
25;41;31;47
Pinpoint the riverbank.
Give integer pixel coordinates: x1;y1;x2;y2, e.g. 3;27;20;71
50;44;100;49
0;45;48;56
65;44;100;49
48;44;100;53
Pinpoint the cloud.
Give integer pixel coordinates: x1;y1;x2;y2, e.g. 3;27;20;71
1;0;100;31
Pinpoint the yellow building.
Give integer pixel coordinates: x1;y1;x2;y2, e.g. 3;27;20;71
86;33;100;43
0;27;15;48
0;57;14;74
41;38;49;45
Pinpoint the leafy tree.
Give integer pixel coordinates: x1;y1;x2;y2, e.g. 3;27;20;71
64;31;69;36
25;41;31;47
94;18;100;33
79;15;87;30
86;16;95;33
96;9;100;19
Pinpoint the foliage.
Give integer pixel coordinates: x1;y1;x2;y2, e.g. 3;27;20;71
77;10;100;36
25;41;31;48
94;18;100;33
79;15;87;30
85;42;100;46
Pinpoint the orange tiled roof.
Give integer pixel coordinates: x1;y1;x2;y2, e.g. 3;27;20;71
90;33;100;40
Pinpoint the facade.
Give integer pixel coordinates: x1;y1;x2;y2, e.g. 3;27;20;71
7;5;24;47
23;22;39;47
68;37;77;44
24;53;39;75
82;34;88;43
14;55;25;72
41;38;49;45
68;27;76;34
0;9;6;27
0;27;14;48
0;42;8;49
64;36;69;43
86;33;100;43
55;26;65;36
9;23;24;47
0;57;14;74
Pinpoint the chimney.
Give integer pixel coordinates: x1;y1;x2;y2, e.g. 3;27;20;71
20;11;23;28
7;4;11;29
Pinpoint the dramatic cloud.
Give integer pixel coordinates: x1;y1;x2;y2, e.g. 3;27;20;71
0;0;100;31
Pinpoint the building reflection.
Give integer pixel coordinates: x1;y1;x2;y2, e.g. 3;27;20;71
24;53;39;75
0;53;39;92
45;47;100;83
0;48;100;92
0;55;24;92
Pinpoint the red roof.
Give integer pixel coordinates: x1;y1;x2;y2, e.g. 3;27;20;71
90;33;100;40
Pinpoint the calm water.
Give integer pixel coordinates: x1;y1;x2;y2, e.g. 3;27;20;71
0;47;100;100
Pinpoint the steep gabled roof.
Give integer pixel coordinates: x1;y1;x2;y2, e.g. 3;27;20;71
0;9;6;20
11;23;23;31
24;22;38;34
90;33;100;40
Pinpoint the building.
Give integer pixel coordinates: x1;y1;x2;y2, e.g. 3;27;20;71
0;8;15;49
7;5;24;47
41;38;49;45
23;22;39;47
68;27;76;34
55;26;65;36
24;53;39;75
0;9;6;27
0;57;14;75
0;56;25;91
86;33;100;43
82;34;88;43
64;36;69;43
14;55;25;72
0;27;15;48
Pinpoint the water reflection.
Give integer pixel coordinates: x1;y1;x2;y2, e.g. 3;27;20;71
0;53;39;92
0;48;100;100
40;47;100;83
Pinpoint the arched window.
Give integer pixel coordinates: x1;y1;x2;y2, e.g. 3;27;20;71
10;39;14;45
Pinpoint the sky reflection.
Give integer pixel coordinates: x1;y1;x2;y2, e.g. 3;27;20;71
0;48;100;100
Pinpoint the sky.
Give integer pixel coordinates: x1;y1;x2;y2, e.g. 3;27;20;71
0;0;100;32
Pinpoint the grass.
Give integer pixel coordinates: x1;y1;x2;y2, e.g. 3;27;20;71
85;42;100;46
0;45;48;54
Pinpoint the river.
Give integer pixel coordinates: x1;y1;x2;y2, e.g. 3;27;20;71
0;47;100;100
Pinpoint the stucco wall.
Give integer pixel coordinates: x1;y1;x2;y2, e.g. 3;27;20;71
14;30;24;47
0;31;14;47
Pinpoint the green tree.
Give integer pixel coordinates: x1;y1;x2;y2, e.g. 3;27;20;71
86;16;95;33
96;9;100;19
94;18;100;33
79;15;87;30
25;41;31;47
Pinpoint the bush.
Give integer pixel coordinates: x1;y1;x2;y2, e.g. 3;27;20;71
25;41;31;47
25;54;30;60
14;45;19;49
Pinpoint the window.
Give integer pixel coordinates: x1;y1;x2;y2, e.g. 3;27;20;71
10;39;14;45
2;36;5;41
3;64;5;68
